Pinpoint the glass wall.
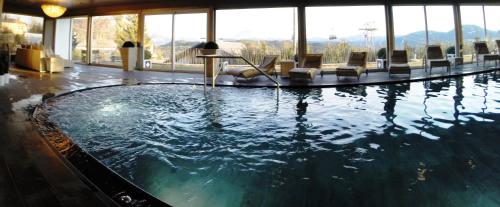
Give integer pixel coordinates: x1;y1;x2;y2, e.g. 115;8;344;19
393;5;457;67
484;6;500;53
426;6;456;55
71;17;88;63
306;6;387;70
393;6;426;67
0;13;44;47
144;14;173;71
90;14;138;66
174;13;207;72
460;6;486;62
143;12;207;72
47;4;500;71
216;8;297;69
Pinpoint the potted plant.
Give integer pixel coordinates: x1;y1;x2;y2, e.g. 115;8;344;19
376;48;386;69
201;41;219;55
446;46;455;58
119;41;137;71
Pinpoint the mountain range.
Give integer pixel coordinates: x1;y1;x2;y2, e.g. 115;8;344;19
309;25;499;47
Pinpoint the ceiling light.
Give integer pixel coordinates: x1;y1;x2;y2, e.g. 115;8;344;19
41;4;67;18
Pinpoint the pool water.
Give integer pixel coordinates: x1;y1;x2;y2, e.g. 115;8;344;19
48;73;500;207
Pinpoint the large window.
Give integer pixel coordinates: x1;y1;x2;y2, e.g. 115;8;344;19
426;6;456;53
144;12;207;72
306;6;387;70
91;14;138;66
460;6;486;62
144;14;173;71
216;8;297;69
393;6;426;67
0;13;44;47
484;6;500;53
393;5;456;67
174;13;207;72
71;17;88;64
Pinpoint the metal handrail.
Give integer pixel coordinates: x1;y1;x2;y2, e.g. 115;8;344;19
239;56;280;88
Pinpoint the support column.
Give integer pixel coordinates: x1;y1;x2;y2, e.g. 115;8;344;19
423;5;429;69
482;5;487;40
43;18;56;50
423;6;429;46
86;16;92;64
453;4;463;57
171;13;176;71
206;7;216;77
385;4;394;66
137;11;145;70
297;5;307;65
208;7;215;42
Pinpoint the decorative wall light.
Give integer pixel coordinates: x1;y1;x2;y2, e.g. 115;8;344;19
41;4;67;18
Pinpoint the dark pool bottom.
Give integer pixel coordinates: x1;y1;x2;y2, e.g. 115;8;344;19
37;72;500;207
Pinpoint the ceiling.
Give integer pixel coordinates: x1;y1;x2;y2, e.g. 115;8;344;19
3;0;498;17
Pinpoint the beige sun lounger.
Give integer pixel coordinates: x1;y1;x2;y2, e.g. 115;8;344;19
226;55;278;79
388;50;411;77
289;54;323;81
335;51;367;80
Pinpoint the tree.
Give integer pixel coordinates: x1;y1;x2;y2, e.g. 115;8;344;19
114;15;152;49
72;32;80;50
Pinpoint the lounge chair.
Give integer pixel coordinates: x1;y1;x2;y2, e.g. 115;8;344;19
425;45;450;74
226;55;278;79
335;52;367;80
388;50;411;77
289;54;323;81
474;41;499;67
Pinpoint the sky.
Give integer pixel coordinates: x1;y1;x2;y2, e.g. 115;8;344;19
306;6;387;40
392;6;458;36
145;13;207;43
107;5;499;43
216;8;296;40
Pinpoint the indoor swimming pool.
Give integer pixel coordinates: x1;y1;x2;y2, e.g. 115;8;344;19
46;73;500;207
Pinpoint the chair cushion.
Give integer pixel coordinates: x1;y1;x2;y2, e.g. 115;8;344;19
389;63;410;68
225;68;245;76
429;59;450;67
427;45;444;59
336;66;365;76
481;54;500;60
289;68;317;79
389;63;411;74
226;68;261;79
347;52;366;67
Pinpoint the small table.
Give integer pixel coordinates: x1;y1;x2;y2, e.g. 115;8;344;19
280;60;295;78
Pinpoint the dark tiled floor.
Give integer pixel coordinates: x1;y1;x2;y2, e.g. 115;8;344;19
0;63;498;207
